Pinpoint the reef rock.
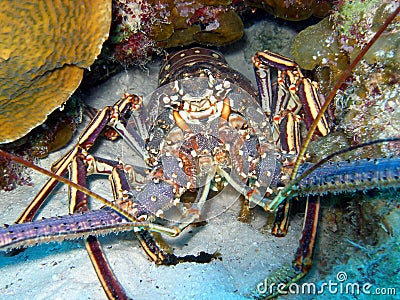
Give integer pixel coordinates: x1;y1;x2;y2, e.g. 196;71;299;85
293;0;399;155
111;0;243;65
245;0;333;21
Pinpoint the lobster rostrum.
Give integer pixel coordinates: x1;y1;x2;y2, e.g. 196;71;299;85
1;41;399;299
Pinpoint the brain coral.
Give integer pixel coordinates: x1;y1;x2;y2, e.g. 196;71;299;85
0;0;111;143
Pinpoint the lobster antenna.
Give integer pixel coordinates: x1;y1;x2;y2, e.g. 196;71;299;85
291;5;400;180
266;137;400;211
0;149;138;222
294;137;400;185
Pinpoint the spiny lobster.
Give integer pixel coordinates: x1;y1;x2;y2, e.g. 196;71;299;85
0;6;399;299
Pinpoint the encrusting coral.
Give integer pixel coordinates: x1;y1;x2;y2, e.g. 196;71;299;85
0;0;111;144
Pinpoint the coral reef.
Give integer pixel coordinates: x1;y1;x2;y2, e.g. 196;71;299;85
0;0;111;143
110;0;244;65
292;0;399;156
0;96;83;191
245;0;333;21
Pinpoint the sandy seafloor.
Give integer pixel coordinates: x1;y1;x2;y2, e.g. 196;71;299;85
1;17;399;300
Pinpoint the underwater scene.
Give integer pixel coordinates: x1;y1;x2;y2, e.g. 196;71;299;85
0;1;399;299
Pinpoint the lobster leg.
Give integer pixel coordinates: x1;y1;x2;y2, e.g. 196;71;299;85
292;195;320;277
11;95;141;300
15;94;142;224
252;195;320;299
270;200;291;237
69;155;131;300
171;179;212;231
253;51;331;237
70;155;182;265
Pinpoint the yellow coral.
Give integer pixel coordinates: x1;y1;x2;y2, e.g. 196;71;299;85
0;0;111;143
